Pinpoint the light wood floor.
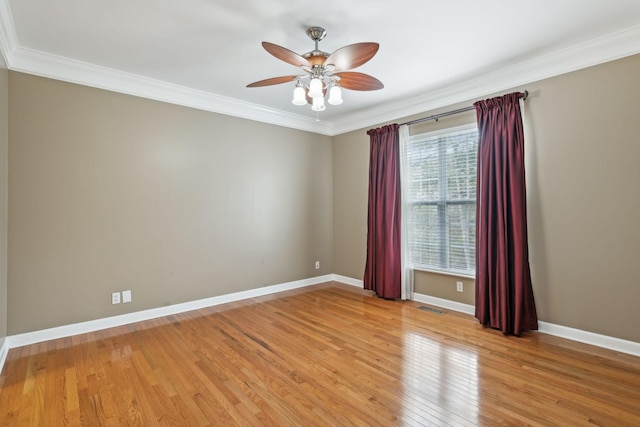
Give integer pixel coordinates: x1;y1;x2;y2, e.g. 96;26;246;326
1;283;639;426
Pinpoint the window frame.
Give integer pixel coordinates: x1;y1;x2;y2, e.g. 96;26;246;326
406;123;478;278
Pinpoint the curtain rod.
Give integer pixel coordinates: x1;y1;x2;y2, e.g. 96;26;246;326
400;90;528;127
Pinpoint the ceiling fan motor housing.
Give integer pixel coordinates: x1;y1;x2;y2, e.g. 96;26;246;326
306;26;327;43
304;27;329;67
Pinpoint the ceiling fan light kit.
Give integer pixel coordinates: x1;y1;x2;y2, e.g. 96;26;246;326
328;85;343;105
292;82;307;106
247;26;383;113
308;76;324;98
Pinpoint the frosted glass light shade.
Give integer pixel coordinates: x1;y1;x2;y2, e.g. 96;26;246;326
308;78;323;98
292;85;306;105
311;96;326;111
328;85;343;105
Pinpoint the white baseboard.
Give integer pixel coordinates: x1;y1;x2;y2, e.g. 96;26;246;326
412;292;475;315
411;292;640;357
537;321;640;357
0;337;8;376
2;276;638;378
332;274;363;288
6;274;334;350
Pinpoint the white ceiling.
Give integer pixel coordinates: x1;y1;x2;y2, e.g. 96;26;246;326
1;0;640;135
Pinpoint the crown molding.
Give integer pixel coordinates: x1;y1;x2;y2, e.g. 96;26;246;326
0;0;17;67
0;0;333;134
329;24;640;135
1;0;639;136
7;46;334;135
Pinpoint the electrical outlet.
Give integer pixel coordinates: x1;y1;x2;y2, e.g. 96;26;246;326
456;281;464;292
112;292;121;304
315;261;320;269
122;290;132;303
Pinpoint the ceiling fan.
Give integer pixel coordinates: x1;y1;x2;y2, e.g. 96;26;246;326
246;26;384;112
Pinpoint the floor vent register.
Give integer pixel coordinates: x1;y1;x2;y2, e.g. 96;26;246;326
417;306;447;315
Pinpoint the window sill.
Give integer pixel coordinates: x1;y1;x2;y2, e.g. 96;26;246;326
411;266;475;280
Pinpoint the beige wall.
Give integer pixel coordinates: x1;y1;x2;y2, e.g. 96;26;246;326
332;125;370;279
5;54;640;344
0;66;7;339
414;271;475;306
523;55;640;342
333;54;640;343
8;72;333;334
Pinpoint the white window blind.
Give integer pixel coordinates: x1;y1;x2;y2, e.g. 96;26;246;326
405;124;478;276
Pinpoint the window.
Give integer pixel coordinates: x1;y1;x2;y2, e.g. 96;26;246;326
404;124;478;276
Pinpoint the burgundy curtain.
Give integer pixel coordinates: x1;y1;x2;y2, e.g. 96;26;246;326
364;124;402;299
474;93;538;335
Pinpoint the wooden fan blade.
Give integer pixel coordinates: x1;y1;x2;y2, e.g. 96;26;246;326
333;72;384;91
262;42;311;68
325;43;379;71
246;75;299;88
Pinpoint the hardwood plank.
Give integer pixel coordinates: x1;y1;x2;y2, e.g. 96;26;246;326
1;282;639;426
